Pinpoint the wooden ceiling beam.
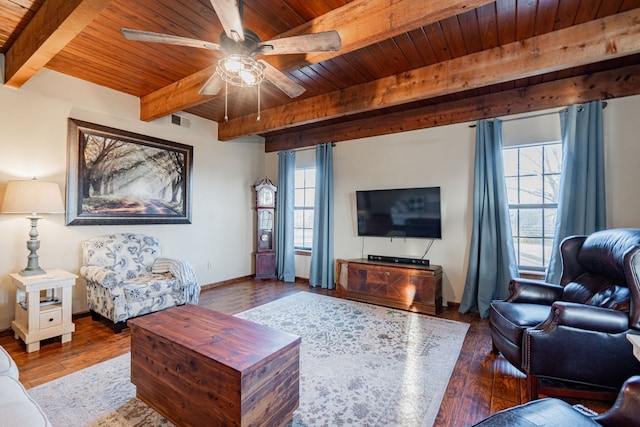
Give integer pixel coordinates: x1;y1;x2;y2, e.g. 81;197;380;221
3;0;112;88
265;0;496;70
264;64;640;151
139;0;495;121
218;8;640;141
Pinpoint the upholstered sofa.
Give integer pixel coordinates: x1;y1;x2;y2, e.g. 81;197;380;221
81;233;200;332
0;345;51;426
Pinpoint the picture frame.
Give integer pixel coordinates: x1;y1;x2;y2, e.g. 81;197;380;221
65;119;193;225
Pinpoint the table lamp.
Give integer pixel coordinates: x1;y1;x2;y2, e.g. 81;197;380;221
1;178;65;276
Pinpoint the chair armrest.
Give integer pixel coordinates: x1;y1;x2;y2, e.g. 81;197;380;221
79;265;121;289
538;301;630;334
505;278;564;305
594;375;640;426
152;257;201;304
523;303;637;388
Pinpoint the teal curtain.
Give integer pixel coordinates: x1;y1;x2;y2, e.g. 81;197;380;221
545;101;606;284
460;119;518;318
309;143;335;288
276;150;296;282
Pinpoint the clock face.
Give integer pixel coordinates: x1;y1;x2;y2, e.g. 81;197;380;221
258;187;275;207
258;230;273;251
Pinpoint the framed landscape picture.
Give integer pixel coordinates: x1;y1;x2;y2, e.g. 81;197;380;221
65;119;193;225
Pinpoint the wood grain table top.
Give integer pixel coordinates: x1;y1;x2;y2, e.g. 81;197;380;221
128;304;301;372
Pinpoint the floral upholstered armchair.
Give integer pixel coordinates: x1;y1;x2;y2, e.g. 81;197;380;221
80;233;200;333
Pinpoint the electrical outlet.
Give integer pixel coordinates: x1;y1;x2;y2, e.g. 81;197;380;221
207;261;213;269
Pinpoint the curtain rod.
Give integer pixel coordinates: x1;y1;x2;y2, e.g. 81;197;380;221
501;109;560;123
469;102;607;127
286;142;336;153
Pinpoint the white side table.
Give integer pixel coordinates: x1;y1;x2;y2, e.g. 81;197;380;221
10;269;77;352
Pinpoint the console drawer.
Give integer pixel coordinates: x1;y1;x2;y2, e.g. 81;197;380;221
39;306;62;329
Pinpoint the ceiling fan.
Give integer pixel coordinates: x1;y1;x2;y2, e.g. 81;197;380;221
120;0;342;99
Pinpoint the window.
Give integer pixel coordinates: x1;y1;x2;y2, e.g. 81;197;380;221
503;142;562;271
294;167;315;250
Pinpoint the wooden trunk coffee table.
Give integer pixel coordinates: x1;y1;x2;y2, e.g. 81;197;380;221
129;304;301;427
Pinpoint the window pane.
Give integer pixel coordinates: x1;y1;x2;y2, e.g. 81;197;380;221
504;142;562;271
544;209;557;238
294;167;316;249
294;209;304;228
519;208;542;237
303;210;314;228
295;170;305;188
304;188;315;207
520;146;542;176
543;174;560;203
544;238;554;266
503;149;518;176
519;175;543;204
294;229;304;248
520;237;543;269
305;169;316;187
544;144;562;174
303;229;313;248
509;209;519;237
505;176;518;204
294;188;305;207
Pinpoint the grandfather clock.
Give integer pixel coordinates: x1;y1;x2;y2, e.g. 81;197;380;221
254;178;277;279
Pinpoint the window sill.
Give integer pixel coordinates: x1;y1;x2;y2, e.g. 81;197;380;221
519;270;545;280
295;250;311;256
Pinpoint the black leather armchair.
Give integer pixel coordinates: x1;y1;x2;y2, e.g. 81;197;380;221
472;375;640;426
489;228;640;400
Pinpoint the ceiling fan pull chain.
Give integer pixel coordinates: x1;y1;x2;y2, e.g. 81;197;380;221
257;82;261;122
224;81;229;122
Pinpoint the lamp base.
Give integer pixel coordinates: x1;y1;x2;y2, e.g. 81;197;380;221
20;266;47;276
21;216;46;276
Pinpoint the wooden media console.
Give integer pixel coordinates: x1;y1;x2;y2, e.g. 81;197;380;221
336;258;443;315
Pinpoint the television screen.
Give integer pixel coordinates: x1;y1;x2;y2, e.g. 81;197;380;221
356;187;442;239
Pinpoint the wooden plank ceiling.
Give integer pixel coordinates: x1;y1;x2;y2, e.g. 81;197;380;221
2;0;640;151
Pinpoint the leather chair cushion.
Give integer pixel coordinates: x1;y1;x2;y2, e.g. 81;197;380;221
489;302;551;345
578;228;640;281
563;273;630;312
471;398;599;427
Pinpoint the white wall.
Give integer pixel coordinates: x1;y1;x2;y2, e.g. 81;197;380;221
0;69;266;329
603;96;640;228
2;65;638;329
267;95;640;306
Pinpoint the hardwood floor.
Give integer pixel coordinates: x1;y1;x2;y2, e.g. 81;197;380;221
0;279;613;426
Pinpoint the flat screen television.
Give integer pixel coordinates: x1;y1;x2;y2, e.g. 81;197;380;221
356;187;442;239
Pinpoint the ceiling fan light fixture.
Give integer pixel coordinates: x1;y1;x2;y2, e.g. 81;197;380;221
239;69;257;86
217;54;265;88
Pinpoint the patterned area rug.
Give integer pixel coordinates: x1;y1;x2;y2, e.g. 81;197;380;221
29;292;469;426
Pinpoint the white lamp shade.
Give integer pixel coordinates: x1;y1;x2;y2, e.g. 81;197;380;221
1;179;65;215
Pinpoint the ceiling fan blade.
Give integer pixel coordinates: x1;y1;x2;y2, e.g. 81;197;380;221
209;0;244;42
121;28;222;51
258;59;305;98
258;31;341;55
199;73;225;96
